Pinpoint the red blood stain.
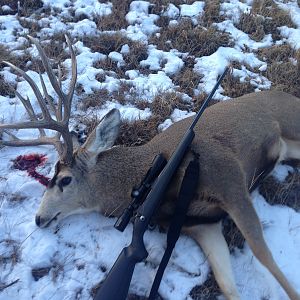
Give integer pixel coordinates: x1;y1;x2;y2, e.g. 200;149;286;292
12;154;50;186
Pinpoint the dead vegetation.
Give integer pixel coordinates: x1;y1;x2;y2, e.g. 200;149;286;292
0;74;16;98
171;56;201;96
190;274;220;300
222;71;256;98
258;43;295;63
82;33;131;55
251;0;296;40
116;116;161;146
78;89;109;111
265;51;300;98
0;239;20;266
150;19;231;57
151;91;190;121
236;12;266;42
201;0;225;27
259;171;300;211
96;0;130;31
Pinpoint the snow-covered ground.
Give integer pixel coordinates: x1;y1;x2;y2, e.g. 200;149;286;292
0;1;300;299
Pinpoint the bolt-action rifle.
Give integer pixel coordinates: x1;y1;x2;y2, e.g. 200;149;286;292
95;67;229;300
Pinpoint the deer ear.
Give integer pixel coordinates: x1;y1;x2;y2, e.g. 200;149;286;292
82;109;121;154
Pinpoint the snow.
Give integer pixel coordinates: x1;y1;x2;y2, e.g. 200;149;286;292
216;20;274;50
126;1;160;42
140;45;184;75
180;1;204;17
1;0;300;300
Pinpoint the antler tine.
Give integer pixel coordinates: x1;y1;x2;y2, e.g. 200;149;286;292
64;34;77;122
0;134;64;155
15;91;46;137
27;35;67;107
38;70;57;118
2;61;52;121
1;36;77;166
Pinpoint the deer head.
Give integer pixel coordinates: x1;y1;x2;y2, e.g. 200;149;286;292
0;36;121;227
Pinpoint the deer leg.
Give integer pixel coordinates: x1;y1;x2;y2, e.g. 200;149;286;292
282;139;300;161
184;222;240;300
225;195;300;300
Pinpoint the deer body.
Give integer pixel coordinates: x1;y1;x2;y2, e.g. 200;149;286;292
1;38;300;300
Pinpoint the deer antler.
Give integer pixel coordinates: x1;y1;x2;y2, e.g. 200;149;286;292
0;35;77;166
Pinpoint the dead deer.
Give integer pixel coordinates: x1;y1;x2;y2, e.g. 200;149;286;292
1;36;300;300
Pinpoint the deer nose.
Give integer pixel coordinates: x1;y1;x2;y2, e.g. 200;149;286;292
35;215;42;227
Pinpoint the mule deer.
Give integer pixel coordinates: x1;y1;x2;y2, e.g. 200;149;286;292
1;36;300;300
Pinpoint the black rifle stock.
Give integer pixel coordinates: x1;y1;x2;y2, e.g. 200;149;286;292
95;67;229;300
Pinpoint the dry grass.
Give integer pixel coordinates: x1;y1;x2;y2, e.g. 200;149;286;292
116;116;161;146
82;33;131;55
201;0;225;27
252;0;296;40
222;72;256;98
236;12;265;42
92;38;148;78
190;274;220;300
0;44;14;67
0;239;20;266
150;19;231;57
257;44;295;63
256;43;300;97
259;171;300;211
17;17;41;36
0;74;16;98
151;91;190;121
0;0;45;16
265;56;300;98
31;267;51;281
96;0;130;31
78;89;109;111
192;93;219;112
171;56;202;96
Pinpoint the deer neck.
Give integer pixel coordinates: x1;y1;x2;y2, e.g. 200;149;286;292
87;144;156;217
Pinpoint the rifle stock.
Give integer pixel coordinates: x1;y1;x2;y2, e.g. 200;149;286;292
95;238;147;300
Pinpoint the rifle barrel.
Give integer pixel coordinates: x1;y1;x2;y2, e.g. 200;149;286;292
189;66;229;130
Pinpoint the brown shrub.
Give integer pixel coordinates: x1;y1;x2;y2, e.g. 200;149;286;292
259;172;300;211
150;19;231;57
236;12;265;41
82;33;131;55
172;56;202;96
17;17;41;36
0;75;16;98
265;58;300;97
190;274;220;300
192;92;219;112
151;92;189;121
252;0;296;40
257;44;295;63
116;116;161;146
93;40;148;77
78;89;109;111
96;0;130;31
201;0;224;27
222;72;255;98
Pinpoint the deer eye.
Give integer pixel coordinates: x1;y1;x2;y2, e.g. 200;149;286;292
60;176;72;187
